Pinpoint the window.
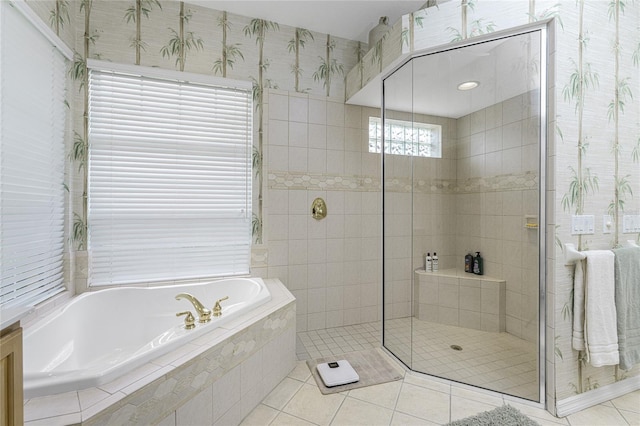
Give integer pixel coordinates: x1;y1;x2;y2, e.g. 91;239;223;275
369;117;441;158
0;1;69;308
88;61;252;286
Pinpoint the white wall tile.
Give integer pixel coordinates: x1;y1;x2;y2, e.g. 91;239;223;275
326;125;345;151
326;239;345;263
308;124;327;149
177;385;213;425
308;148;327;174
268;145;288;171
288;190;308;214
289;96;308;123
288;214;308;240
268;190;289;215
326;286;344;311
327;101;345;126
288;147;308;172
307;238;327;264
268;215;288;241
326;149;345;175
287;265;308;291
307;288;326;313
345;151;362;175
307;263;327;289
308;97;327;125
288;239;308;265
307;215;327;239
289;122;308;147
213;367;241;422
325;215;345;239
268;241;289;267
326;262;344;287
502;121;523;149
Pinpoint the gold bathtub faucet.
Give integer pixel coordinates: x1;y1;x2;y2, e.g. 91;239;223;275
175;293;212;323
176;311;196;329
213;296;229;317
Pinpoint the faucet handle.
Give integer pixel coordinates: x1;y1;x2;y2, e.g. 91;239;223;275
213;296;229;317
176;311;196;329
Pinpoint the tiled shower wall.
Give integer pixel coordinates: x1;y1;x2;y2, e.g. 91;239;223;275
258;90;382;332
455;91;540;343
384;111;458;320
383;92;539;344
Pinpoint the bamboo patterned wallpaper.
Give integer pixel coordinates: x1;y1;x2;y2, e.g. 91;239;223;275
27;0;361;250
25;0;640;412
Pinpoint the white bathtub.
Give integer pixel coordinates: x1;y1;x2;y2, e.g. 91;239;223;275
23;277;270;399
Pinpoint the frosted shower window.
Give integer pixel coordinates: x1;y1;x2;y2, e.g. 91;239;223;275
369;117;441;158
88;62;253;286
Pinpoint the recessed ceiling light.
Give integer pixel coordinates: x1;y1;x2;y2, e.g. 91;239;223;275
457;81;479;91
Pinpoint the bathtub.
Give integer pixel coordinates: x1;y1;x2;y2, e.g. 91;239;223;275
23;277;270;399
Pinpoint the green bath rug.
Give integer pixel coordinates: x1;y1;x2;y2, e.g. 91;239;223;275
447;404;540;426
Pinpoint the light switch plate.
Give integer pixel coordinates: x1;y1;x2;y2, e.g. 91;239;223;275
603;215;612;234
623;215;640;233
572;215;595;235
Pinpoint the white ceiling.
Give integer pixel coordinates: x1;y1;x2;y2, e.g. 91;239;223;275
187;0;426;43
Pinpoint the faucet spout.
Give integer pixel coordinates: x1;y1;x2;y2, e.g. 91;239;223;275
175;293;212;323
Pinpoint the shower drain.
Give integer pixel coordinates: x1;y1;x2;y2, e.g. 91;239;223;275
450;344;463;351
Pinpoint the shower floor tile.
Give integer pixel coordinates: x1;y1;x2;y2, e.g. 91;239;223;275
297;318;538;400
297;323;381;360
384;317;538;400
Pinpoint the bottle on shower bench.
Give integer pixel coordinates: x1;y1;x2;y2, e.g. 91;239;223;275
473;252;484;275
432;252;438;272
425;253;432;272
464;253;473;273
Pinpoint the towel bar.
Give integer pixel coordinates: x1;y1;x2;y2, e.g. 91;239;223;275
564;240;639;265
564;243;586;265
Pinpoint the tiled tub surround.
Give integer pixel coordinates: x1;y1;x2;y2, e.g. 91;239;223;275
414;269;506;332
24;278;272;398
24;279;296;426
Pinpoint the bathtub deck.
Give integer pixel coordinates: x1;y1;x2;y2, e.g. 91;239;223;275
23;278;296;426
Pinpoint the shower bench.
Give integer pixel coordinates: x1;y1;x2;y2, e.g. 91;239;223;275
414;269;506;332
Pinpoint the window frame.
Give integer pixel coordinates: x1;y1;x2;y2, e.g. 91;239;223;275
86;60;253;287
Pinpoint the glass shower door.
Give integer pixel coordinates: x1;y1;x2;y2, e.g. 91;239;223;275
382;28;545;402
382;59;415;368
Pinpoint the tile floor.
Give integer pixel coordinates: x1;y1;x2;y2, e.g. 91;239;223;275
297;320;537;400
241;321;640;425
242;359;640;425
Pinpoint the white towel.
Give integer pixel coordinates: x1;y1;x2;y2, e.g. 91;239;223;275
572;259;586;351
583;250;619;367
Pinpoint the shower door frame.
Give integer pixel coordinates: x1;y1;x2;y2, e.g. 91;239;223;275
380;20;551;407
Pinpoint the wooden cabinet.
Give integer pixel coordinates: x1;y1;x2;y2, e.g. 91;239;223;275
0;324;23;426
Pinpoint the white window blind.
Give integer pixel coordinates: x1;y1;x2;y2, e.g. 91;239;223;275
88;63;252;286
0;1;67;308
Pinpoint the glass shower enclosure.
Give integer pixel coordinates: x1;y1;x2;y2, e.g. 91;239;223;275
382;25;547;402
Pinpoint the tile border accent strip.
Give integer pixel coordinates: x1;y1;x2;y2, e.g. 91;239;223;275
268;171;538;194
